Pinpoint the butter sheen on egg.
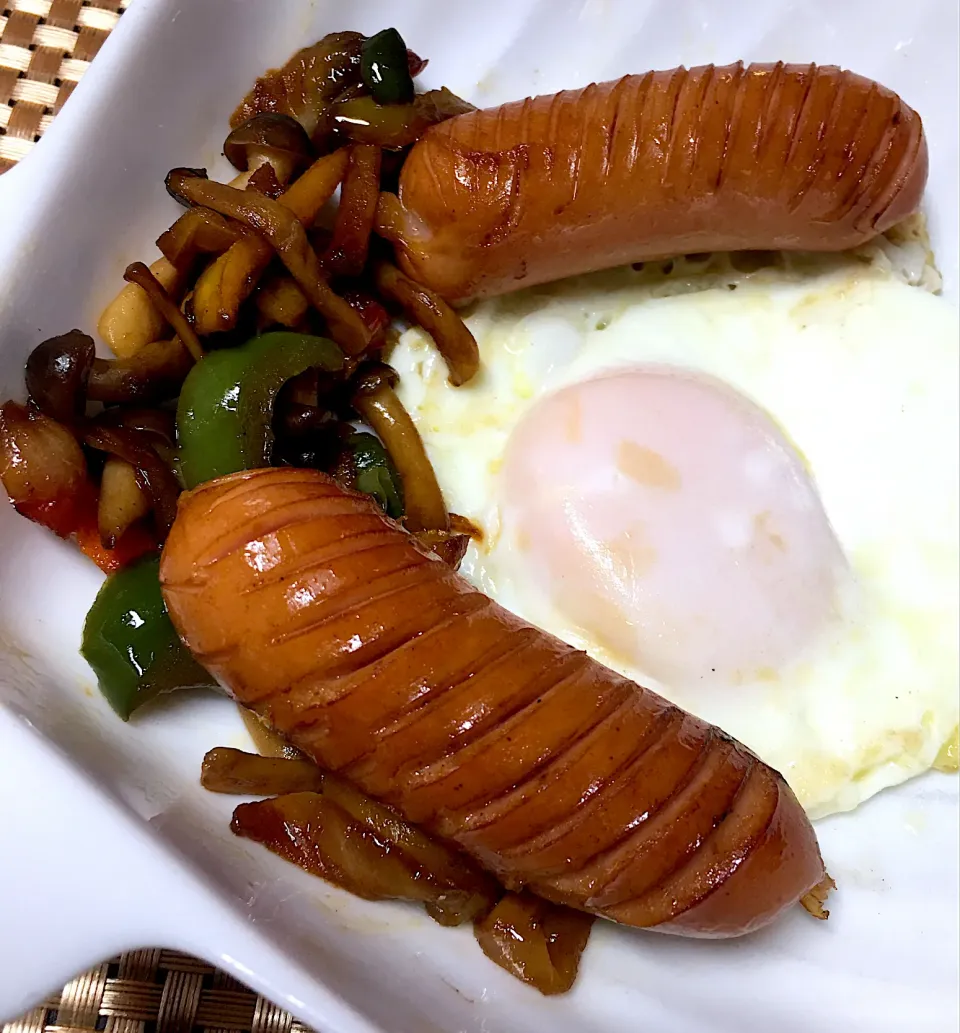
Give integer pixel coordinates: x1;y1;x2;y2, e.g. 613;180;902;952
390;247;959;819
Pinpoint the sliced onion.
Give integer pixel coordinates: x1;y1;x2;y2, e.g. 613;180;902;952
0;401;86;511
474;892;594;995
201;746;323;795
231;789;498;923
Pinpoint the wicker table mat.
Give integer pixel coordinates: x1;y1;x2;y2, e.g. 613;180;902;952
4;952;316;1033
0;2;318;1029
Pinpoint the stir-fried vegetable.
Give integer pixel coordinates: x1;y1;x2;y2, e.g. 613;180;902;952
167;169;373;355
413;527;470;568
82;556;216;719
230;31;366;142
25;330;95;424
202;746;324;794
97;457;150;549
333;88;475;148
87;337;194;405
191;148;349;336
474;893;595;995
373;260;479;385
97;256;185;359
800;874;837;920
177;331;343;488
84;423;181;538
325;144;382;276
361;28;415;106
341;431;404;518
351;364;448;531
0;28;607;996
230;784;499;924
223;112;314;183
237;707;305;759
205;745;593;990
156;207;247;272
254;272;310;328
123;262;204;362
0;400;88;534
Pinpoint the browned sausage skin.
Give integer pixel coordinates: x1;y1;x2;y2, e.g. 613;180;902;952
391;62;927;302
161;468;826;937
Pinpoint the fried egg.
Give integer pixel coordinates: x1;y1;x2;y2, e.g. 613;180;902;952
389;236;959;819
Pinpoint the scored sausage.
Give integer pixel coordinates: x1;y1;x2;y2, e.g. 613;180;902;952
161;468;826;937
391;62;928;302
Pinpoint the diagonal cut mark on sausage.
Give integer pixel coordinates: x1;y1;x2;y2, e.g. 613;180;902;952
259;591;496;726
451;691;674;841
788;68;850;214
608;763;781;928
581;737;754;908
493;708;701;871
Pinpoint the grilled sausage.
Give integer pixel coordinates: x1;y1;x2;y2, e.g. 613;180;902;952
160;467;826;937
391;62;927;302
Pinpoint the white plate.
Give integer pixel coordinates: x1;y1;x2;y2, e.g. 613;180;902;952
0;1;956;1030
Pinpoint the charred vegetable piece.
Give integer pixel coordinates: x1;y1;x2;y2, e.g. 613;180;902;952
343;431;404;518
81;556;216;720
231;788;498;923
333;89;476;148
202;746;323;794
177;331;343;489
474;892;594;995
361;28;415;105
25;330;95;424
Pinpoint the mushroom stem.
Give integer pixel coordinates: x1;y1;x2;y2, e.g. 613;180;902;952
123;262;205;362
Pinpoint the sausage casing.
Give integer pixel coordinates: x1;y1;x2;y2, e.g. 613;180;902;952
393;62;927;301
160;468;826;937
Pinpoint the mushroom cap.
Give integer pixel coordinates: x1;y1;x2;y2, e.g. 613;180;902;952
223;113;314;173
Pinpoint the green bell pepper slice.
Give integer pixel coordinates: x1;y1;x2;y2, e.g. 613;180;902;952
177;331;343;489
361;28;415;105
81;556;216;720
346;431;404;519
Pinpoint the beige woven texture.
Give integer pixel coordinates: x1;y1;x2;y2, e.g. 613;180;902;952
0;0;131;170
0;2;318;1029
4;951;318;1033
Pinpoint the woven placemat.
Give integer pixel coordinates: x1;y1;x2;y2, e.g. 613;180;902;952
3;951;317;1033
0;0;131;171
0;2;317;1029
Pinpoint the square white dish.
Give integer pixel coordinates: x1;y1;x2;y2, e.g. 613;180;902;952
0;1;957;1030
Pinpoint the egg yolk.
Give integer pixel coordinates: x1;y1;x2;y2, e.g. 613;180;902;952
500;368;846;686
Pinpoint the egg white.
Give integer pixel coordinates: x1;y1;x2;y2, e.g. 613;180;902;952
390;244;959;819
